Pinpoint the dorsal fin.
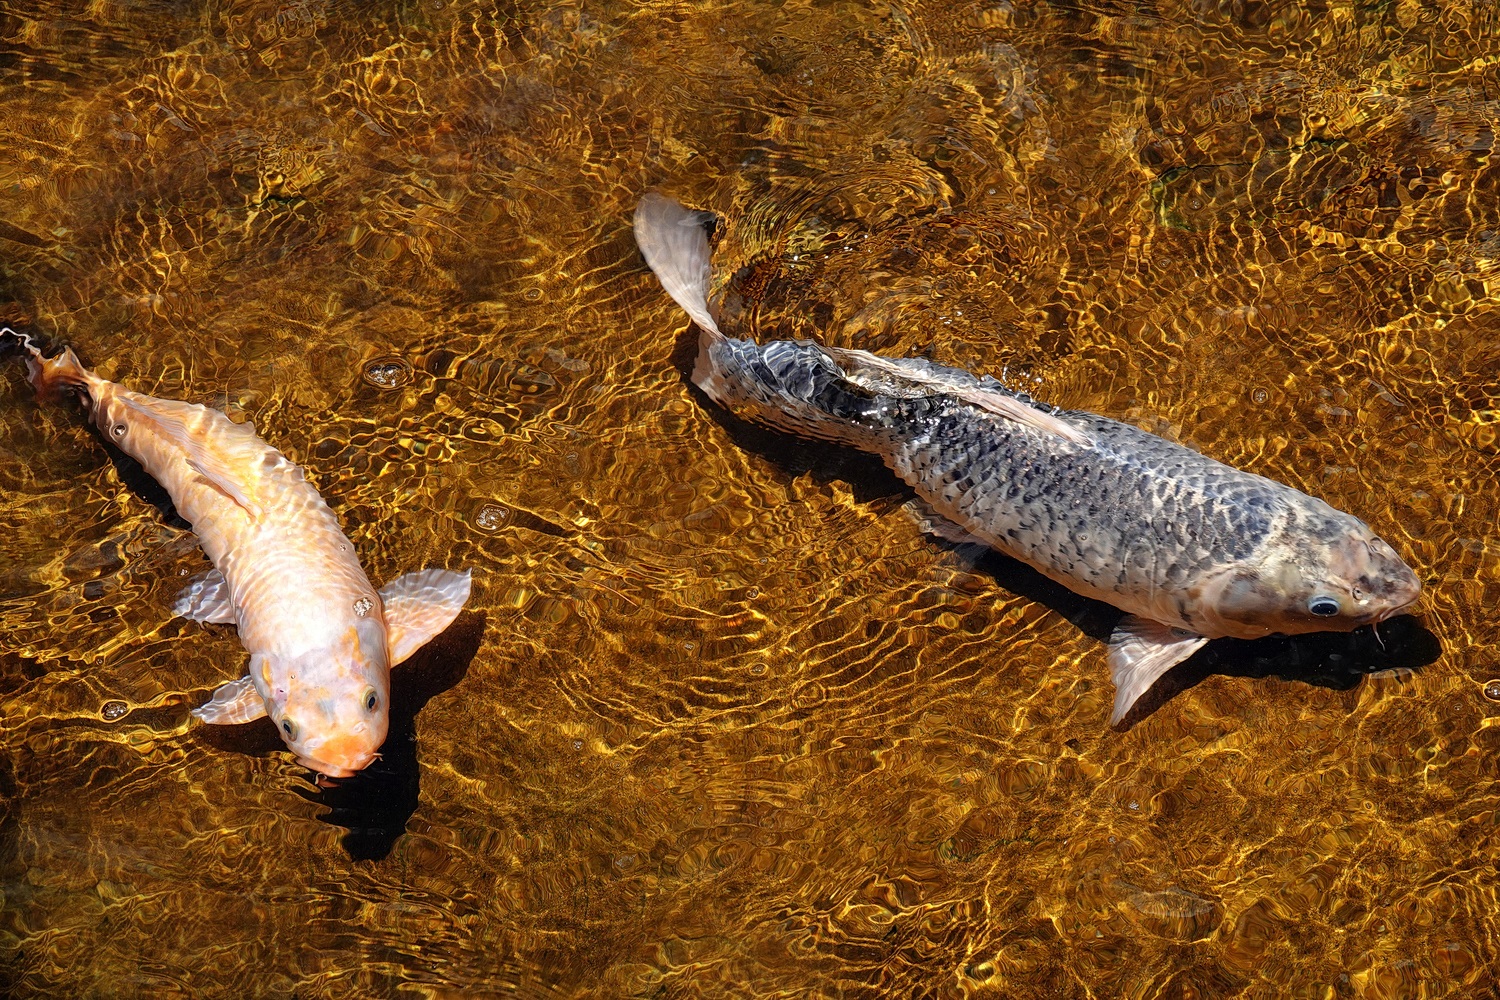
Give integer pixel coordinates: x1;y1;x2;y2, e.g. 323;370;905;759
831;347;1093;447
116;396;266;519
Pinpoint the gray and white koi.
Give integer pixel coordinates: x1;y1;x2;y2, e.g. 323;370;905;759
632;194;1421;723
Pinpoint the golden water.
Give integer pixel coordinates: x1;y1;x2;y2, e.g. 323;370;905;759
1;1;1498;996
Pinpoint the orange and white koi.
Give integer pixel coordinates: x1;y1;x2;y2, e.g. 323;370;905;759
5;330;471;777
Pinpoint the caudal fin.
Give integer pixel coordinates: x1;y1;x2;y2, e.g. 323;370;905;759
632;193;726;342
1;327;92;403
630;195;892;450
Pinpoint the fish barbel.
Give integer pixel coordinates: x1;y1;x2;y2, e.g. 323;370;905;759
632;194;1421;723
4;330;471;776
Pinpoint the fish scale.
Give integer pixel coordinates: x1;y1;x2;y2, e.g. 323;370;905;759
707;332;1285;626
633;192;1421;724
882;393;1283;625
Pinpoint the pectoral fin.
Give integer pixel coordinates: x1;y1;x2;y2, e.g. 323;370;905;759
380;568;473;665
903;499;992;566
173;569;237;624
1107;616;1208;725
191;675;267;725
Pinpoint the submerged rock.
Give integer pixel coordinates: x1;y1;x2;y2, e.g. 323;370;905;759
1119;885;1224;941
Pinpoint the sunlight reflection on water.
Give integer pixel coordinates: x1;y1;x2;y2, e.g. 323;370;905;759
1;0;1498;997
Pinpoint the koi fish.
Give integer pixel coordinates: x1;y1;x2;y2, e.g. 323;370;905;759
4;329;471;776
632;194;1421;723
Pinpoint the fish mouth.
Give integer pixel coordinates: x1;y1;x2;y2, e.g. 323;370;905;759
294;728;383;778
296;752;377;779
1388;594;1421;619
1360;585;1422;625
1381;569;1424;620
1352;537;1423;623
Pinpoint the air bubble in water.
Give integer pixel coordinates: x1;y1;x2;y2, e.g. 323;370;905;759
475;503;511;532
362;357;414;389
102;701;128;721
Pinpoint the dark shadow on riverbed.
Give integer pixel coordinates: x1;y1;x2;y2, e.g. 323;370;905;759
195;610;485;860
302;610;486;860
1114;614;1441;729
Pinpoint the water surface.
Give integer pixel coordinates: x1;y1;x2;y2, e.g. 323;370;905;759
1;1;1498;996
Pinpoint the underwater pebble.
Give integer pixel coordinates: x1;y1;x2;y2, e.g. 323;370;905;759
1483;679;1500;701
1433;940;1475;976
545;347;588;373
1121;887;1222;941
101;701;128;721
362;357;414;389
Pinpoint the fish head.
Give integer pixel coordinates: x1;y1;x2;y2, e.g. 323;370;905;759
1200;518;1422;639
261;615;392;778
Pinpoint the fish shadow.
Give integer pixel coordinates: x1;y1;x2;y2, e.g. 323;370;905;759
671;327;1443;728
102;440;190;529
1116;615;1442;730
946;540;1442;729
195;610;485;859
303;610;486;860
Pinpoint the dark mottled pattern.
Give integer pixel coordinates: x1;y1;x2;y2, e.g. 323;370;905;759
700;335;1349;631
702;338;885;444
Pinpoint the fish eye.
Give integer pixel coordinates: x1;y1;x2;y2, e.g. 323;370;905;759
363;688;378;712
281;718;299;741
1307;596;1341;617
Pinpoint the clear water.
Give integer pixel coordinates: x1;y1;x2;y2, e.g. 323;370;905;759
1;1;1497;996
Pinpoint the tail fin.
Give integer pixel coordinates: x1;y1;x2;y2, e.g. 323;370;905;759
2;326;92;403
631;196;891;451
632;193;726;343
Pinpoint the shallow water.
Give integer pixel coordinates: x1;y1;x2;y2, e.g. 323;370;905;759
1;0;1498;996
